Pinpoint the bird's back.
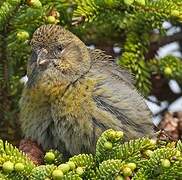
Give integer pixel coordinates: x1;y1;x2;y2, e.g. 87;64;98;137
86;49;153;140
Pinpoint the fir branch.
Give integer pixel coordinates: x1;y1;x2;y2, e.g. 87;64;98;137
0;130;182;179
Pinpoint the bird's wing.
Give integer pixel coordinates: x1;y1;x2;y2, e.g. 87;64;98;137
88;48;136;86
87;48;153;139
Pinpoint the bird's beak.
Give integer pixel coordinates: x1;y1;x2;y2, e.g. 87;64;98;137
37;48;49;66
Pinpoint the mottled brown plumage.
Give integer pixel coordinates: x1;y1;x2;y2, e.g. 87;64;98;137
20;24;153;156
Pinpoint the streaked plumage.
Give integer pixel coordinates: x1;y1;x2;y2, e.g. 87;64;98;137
20;25;153;156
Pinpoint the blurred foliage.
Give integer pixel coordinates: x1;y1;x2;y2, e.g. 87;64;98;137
0;129;182;179
1;0;182;143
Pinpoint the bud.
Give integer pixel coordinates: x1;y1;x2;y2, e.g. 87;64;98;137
76;167;84;175
16;31;30;41
171;10;180;17
3;161;14;173
144;149;153;157
164;67;172;76
47;16;57;24
115;131;124;140
124;0;134;5
52;169;64;180
127;163;137;171
122;167;132;177
161;159;171;168
14;163;25;172
27;0;42;8
44;152;56;163
67;161;76;170
135;0;145;6
104;0;114;7
58;163;70;173
104;141;113;150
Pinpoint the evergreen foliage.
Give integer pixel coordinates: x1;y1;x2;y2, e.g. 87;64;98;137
0;129;181;179
1;0;182;178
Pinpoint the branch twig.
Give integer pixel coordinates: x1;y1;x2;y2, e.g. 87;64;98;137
146;31;182;59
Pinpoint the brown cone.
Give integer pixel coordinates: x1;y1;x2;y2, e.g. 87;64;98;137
19;139;44;165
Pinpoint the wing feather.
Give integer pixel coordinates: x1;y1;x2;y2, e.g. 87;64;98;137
88;48;153;139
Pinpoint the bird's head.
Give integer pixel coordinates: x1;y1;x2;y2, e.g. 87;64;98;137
27;25;91;94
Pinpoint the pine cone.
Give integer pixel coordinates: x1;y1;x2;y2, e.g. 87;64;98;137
158;112;182;140
19;139;44;165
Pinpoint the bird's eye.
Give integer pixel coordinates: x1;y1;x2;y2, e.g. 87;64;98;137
53;45;63;58
57;45;63;51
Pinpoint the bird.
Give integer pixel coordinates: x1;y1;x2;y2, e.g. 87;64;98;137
19;24;153;156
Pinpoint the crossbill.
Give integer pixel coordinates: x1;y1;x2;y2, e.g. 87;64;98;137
19;24;153;156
